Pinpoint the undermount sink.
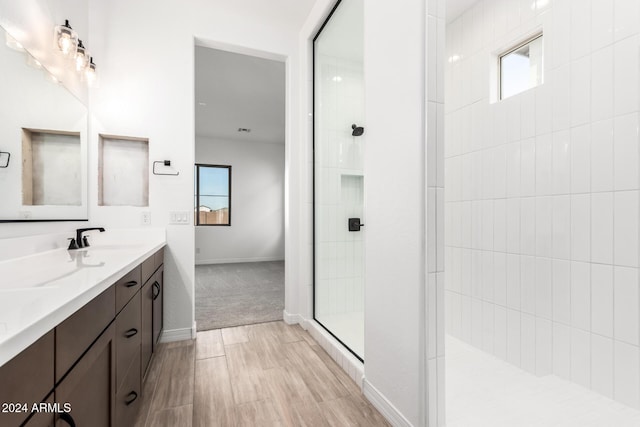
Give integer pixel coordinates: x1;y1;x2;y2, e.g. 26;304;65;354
0;249;110;290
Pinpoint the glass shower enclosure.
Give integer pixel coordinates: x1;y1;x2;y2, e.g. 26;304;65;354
313;0;365;361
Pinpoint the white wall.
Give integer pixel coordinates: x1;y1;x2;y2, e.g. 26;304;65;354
86;0;314;340
444;0;640;409
0;0;313;340
195;137;284;264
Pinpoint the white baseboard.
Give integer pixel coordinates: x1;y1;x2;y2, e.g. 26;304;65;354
195;256;284;265
278;313;405;427
305;319;365;390
160;327;195;343
283;310;304;325
363;379;414;427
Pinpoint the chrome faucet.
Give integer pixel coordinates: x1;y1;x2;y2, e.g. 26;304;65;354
72;227;106;249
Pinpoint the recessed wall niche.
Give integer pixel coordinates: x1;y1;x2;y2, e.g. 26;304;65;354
98;134;149;207
22;129;81;206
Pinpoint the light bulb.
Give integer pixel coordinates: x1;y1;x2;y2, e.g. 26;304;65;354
53;20;78;58
75;40;89;71
83;57;98;87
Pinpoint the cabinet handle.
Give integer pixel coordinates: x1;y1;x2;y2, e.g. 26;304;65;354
59;412;77;427
125;280;138;288
125;391;138;406
152;281;160;300
124;328;138;338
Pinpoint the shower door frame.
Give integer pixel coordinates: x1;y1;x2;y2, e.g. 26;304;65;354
311;0;364;363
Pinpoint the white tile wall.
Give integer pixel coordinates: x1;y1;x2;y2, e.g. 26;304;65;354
314;53;365;356
445;0;640;411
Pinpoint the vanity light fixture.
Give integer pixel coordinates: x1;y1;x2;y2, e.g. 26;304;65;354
5;32;24;52
44;72;62;85
74;40;90;71
54;20;78;58
83;57;97;86
26;55;43;69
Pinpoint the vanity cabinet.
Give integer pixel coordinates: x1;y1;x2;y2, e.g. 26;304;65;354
0;331;54;427
141;248;164;378
0;247;164;427
54;324;116;427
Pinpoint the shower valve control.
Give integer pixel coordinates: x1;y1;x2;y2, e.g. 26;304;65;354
348;218;364;232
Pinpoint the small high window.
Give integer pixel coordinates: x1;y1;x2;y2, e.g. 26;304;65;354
195;164;231;226
499;34;543;100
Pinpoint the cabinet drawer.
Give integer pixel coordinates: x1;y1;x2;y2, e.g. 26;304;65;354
56;286;115;382
0;331;54;427
141;255;156;286
115;265;141;314
116;353;141;427
116;292;141;390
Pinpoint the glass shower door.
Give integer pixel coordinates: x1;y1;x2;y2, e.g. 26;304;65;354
313;0;365;361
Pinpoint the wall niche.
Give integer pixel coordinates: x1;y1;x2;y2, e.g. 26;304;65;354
22;129;81;206
98;134;149;207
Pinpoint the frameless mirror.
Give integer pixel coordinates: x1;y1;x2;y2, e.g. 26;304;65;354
0;25;88;221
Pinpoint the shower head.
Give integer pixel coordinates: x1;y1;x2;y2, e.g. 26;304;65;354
351;124;364;137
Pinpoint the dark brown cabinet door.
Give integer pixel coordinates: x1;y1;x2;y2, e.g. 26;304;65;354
141;279;153;379
56;286;115;383
55;324;115;427
115;353;141;427
0;331;54;427
152;266;163;349
22;394;55;427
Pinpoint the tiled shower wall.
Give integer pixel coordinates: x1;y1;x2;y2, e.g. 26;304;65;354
444;0;640;408
315;56;365;319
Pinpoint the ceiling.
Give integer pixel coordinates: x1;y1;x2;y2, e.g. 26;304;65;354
195;0;477;145
195;47;285;144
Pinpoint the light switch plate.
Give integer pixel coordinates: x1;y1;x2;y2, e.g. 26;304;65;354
169;211;190;225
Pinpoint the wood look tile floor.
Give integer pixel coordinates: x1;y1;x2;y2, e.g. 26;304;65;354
135;321;389;427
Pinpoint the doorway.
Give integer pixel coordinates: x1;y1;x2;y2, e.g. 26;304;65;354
194;46;286;331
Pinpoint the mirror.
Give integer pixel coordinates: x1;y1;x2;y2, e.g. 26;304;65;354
0;25;88;222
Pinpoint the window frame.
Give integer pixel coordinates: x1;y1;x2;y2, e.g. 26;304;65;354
194;163;232;226
498;33;544;101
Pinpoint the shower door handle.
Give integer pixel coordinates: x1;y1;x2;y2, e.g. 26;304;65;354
348;218;364;232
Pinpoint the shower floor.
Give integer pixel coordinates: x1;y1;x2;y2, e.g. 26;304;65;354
317;311;364;359
446;335;640;427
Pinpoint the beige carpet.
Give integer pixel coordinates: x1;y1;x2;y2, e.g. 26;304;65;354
195;261;284;331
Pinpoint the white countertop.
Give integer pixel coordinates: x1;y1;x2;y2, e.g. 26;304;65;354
0;228;166;367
